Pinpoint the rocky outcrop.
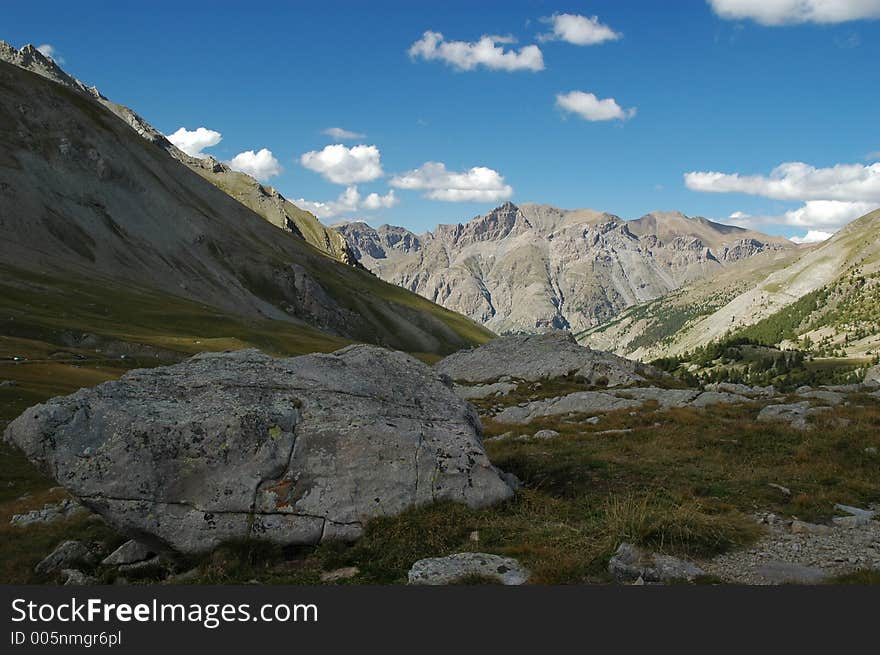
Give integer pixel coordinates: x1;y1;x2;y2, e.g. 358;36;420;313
436;332;655;385
335;203;792;334
4;347;515;554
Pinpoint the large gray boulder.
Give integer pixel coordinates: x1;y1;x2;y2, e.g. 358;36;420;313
4;346;515;554
435;332;654;386
864;364;880;388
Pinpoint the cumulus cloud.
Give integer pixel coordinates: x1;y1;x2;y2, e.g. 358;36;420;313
790;229;834;244
390;162;513;202
226;148;283;180
779;200;877;228
166;127;223;158
322;127;366;141
36;44;64;63
556;91;636;121
408;30;544;72
707;0;880;25
300;144;383;185
538;13;621;45
293;186;397;219
684;161;880;202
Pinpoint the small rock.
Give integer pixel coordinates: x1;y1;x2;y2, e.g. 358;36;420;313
834;504;876;519
790;520;832;536
832;515;872;529
10;498;82;526
768;483;792;496
165;568;199;584
469;530;480;543
408;552;529;585
585;416;601;425
35;540;102;575
60;569;96;586
865;447;878;456
102;540;155;567
608;542;704;583
116;556;163;573
0;379;17;387
533;429;560;439
754;561;828;585
320;567;360;582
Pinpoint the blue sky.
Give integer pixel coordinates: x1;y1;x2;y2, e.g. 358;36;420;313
4;0;880;240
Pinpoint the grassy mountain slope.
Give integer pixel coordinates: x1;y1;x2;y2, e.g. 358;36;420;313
0;59;492;357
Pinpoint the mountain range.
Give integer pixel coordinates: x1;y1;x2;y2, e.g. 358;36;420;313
580;207;880;360
335;202;795;333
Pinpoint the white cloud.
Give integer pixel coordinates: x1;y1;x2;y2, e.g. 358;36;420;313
408;30;544;72
684;161;880;202
166;127;223;158
790;229;834;244
779;200;877;228
36;44;64;64
322;127;366;141
707;0;880;25
226;148;283;181
390;161;513;202
538;13;621;45
724;200;875;235
293;186;397;219
300;144;383;185
556;91;636;121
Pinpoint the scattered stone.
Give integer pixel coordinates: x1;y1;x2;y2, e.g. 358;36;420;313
754;561;829;585
835;504;876;520
408;552;529;585
790;520;832;536
60;569;96;586
690;391;751;408
533;429;560;439
594;428;634;436
705;382;776;398
165;568;199;584
101;540;155;567
435;332;655;387
10;498;82;526
585;416;601;425
757;402;829;430
831;515;872;529
607;542;705;583
768;483;791;496
320;567;360;583
493;391;641;423
863;364;880;388
613;387;700;408
469;530;480;543
0;379;17;387
453;382;518;400
798;390;844;406
865;447;878;456
4;347;516;554
116;556;163;574
35;540;102;575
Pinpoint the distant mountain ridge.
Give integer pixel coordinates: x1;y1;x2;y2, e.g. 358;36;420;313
581;207;880;360
335;201;795;333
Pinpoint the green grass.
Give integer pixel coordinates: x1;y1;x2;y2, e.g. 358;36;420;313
4;394;879;584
